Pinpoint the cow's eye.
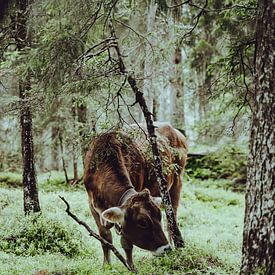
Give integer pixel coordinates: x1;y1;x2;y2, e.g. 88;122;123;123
137;219;149;229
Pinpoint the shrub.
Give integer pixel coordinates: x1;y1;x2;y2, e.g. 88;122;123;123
186;145;247;181
0;215;83;257
0;172;22;187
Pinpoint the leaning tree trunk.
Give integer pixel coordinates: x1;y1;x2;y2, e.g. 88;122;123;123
110;22;184;248
14;0;40;214
240;1;275;274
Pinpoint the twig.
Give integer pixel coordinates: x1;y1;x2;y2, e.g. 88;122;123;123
58;196;134;272
180;0;208;43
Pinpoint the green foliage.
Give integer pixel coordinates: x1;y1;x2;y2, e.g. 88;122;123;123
0;215;82;257
186;145;247;182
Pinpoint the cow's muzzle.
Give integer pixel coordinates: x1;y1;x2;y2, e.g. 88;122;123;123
152;244;171;256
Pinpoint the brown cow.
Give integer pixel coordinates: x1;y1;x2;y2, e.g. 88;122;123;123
83;123;187;268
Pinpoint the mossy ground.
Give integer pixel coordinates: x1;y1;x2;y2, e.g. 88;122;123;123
0;172;244;274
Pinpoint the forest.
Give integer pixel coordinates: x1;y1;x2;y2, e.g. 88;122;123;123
0;0;274;274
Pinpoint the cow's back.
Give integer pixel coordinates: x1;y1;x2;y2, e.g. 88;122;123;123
125;122;188;196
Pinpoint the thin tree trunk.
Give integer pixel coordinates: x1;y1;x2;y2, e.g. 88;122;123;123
14;0;40;214
241;1;275;274
71;102;78;180
77;102;88;163
51;126;59;170
110;23;184;248
59;133;69;184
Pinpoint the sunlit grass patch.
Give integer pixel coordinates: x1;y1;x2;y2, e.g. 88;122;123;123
180;179;244;272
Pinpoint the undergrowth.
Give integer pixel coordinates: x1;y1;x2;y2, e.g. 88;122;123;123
186;145;247;185
0;173;244;274
0;215;83;257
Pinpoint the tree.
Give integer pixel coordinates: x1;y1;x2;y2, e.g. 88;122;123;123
241;0;274;274
14;0;40;213
143;0;157;116
170;0;185;129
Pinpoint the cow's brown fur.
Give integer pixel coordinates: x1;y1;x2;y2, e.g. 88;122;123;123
83;123;187;267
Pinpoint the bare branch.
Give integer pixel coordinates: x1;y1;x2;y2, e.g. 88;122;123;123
59;196;134;272
231;50;252;133
167;0;191;9
180;0;208;43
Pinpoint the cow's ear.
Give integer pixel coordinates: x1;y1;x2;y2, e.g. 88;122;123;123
102;207;125;224
152;197;162;208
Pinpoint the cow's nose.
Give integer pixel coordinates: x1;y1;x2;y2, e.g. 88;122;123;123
163;246;171;252
152;244;171;256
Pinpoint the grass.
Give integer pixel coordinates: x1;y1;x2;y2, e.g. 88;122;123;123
0;172;244;274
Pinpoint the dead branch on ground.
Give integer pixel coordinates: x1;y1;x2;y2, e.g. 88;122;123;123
58;196;135;272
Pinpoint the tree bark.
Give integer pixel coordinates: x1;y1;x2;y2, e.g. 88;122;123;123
241;1;275;274
14;0;40;214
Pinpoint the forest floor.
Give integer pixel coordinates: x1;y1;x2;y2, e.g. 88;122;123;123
0;172;244;274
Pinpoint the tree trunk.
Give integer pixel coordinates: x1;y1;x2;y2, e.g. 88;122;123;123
71;102;78;180
51;126;59;170
20;83;40;214
241;1;275;274
59;133;69;184
110;23;184;248
14;0;40;214
143;0;157;115
170;2;185;129
77;102;88;162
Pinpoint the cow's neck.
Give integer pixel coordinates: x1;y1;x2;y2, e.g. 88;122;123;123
97;166;137;209
118;187;137;206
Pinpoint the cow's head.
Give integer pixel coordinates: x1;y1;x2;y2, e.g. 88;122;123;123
102;189;170;255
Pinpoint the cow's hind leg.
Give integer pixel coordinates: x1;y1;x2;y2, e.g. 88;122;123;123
91;207;113;265
121;236;135;270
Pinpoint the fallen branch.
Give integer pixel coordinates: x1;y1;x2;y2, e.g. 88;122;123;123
58;196;134;272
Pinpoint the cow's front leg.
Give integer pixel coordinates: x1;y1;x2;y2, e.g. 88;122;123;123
121;236;135;270
99;226;113;265
91;207;113;265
